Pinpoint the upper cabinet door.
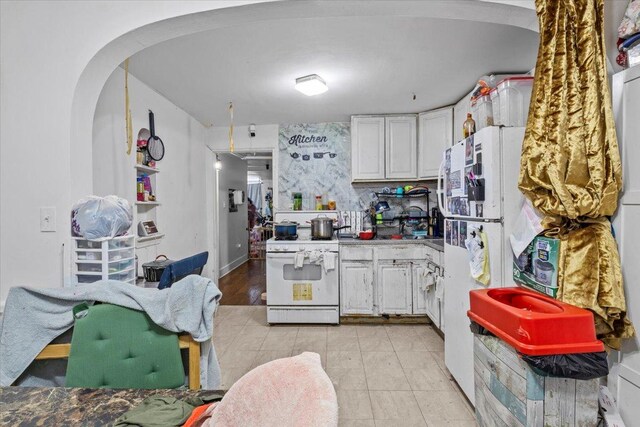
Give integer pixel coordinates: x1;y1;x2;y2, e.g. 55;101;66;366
351;116;385;181
385;116;417;180
418;107;453;180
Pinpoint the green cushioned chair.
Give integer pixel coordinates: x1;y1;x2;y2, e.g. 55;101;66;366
65;303;185;389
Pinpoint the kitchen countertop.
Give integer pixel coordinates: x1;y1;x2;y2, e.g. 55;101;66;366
339;237;444;251
0;386;223;425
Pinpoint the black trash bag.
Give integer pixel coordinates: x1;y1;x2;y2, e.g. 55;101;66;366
520;352;609;380
469;320;495;336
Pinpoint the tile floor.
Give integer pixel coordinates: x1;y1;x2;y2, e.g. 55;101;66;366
214;305;478;427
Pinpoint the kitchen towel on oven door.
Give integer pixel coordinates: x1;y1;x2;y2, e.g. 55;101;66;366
294;250;336;273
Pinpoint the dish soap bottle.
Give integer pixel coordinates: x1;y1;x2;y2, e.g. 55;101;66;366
463;113;476;138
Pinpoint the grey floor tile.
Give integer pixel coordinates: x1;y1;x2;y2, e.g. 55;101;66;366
249;349;292;369
389;334;430;352
327;350;364;369
369;390;424;421
339;420;375;427
413;390;476;424
260;326;298;350
359;334;394;352
356;325;389;338
328;334;361;351
396;351;454;391
361;352;411;391
329;324;358;338
213;324;244;338
218;349;259;371
374;419;428;427
326;366;368;390
384;324;421;337
337;390;374;420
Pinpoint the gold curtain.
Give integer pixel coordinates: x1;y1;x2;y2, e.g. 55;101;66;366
519;0;634;349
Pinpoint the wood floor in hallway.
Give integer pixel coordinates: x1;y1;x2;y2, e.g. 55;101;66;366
217;259;266;305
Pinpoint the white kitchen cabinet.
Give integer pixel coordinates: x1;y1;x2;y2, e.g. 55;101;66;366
340;261;375;315
412;263;441;328
412;264;429;315
377;262;412;314
351;116;385;181
418;107;453;179
385;116;417;179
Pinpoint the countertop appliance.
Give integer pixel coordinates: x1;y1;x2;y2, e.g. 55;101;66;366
437;126;526;405
266;211;340;324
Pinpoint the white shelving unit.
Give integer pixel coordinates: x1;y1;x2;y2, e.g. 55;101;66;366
72;235;136;285
134;164;164;249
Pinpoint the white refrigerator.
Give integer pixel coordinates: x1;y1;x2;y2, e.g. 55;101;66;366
437;126;526;405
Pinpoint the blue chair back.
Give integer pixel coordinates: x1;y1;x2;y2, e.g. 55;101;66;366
157;251;209;290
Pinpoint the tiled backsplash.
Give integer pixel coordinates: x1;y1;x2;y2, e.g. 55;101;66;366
278;122;437;214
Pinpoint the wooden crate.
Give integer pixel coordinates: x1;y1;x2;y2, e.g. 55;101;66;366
474;335;599;427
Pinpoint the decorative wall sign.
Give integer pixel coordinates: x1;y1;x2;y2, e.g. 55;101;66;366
278;123;364;210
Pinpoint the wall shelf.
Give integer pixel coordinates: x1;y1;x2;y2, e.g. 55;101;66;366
136;233;165;243
375;191;430;198
135;164;159;174
135;201;160;206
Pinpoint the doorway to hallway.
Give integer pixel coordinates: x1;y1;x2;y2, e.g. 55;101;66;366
214;151;273;306
217;259;266;305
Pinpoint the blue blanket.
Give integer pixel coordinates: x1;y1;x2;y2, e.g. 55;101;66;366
0;276;222;388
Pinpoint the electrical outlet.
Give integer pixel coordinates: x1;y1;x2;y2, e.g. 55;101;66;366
40;207;56;232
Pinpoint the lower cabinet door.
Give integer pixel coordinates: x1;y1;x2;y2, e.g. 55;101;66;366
377;263;412;314
340;261;374;315
412;264;429;316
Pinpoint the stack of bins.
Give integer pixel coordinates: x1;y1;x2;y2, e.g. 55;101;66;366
467;288;606;427
497;76;534;127
472;94;494;131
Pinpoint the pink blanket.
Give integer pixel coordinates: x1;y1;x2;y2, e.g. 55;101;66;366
190;352;337;427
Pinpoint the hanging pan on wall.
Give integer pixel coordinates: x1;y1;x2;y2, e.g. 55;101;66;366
146;110;165;161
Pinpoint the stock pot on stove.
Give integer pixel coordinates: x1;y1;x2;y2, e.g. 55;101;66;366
309;216;349;240
274;221;298;240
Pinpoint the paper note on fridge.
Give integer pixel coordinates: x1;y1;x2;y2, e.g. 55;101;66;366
510;199;544;257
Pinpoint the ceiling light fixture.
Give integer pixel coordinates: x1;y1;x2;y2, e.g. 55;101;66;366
295;74;328;96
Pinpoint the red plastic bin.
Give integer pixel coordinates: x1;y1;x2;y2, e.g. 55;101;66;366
467;287;604;356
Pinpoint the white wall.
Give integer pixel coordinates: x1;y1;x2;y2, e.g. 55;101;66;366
0;0;268;310
217;154;249;276
92;68;209;271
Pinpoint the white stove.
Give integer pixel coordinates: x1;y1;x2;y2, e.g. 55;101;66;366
267;238;339;253
266;211;340;324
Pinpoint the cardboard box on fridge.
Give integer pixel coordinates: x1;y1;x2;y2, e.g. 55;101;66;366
513;235;560;298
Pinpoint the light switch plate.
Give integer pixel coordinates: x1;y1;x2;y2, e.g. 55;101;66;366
40;207;56;232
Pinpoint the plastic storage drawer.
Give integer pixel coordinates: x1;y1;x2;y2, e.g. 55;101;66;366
497;76;534;127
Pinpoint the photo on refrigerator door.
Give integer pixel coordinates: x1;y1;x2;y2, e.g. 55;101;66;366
465;138;474;165
459;221;467;248
445;220;452;245
450;170;461;192
452;221;459;247
464;166;472;196
450;197;458;215
460;199;469;216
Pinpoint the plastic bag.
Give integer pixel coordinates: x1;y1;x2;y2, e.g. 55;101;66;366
521;352;609;380
510;199;545;259
71;195;132;240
